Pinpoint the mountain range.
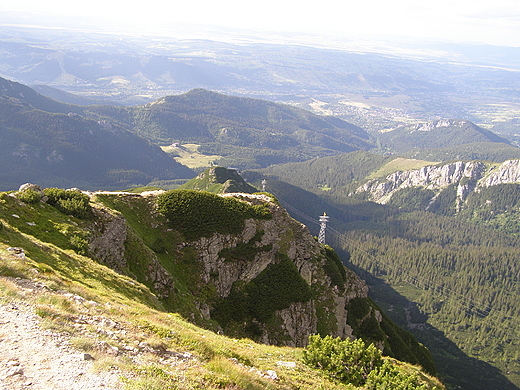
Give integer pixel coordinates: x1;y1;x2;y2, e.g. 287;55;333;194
1;72;520;389
0;77;193;190
2;75;518;191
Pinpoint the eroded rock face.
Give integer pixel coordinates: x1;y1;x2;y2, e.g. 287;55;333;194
480;159;520;187
88;205;173;299
357;159;520;207
86;192;371;347
89;210;128;273
181;193;368;347
358;161;486;203
184;194;320;298
264;301;317;347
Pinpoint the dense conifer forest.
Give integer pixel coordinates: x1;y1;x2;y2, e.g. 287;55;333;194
254;156;520;389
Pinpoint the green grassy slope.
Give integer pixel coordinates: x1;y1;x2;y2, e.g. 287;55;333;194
0;188;443;389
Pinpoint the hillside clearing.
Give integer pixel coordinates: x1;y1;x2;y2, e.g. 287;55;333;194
161;144;222;169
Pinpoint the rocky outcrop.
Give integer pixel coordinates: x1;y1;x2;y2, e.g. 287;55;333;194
480;159;520;187
356;159;520;210
357;161;486;203
89;209;128;273
88;203;173;299
83;191;384;348
181;193;368;347
184;194;319;297
406;119;468;132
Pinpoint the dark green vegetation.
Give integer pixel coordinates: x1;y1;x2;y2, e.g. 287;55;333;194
181;166;258;194
258;151;393;198
252;152;520;389
378;120;511;154
212;253;312;331
340;215;520;390
0;77;194;191
84;89;373;169
43;187;93;219
156;189;271;240
218;230;273;263
462;183;520;234
303;335;435;389
344;297;436;377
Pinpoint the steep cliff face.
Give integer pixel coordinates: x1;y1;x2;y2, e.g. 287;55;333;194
356;159;520;207
358;161;485;203
87;197;174;300
89;191;374;347
86;190;434;372
480;159;520;187
180;193;367;346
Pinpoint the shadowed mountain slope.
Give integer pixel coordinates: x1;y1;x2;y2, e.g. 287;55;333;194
0;77;194;190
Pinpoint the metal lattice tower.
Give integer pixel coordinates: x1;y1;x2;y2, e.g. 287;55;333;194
318;212;330;244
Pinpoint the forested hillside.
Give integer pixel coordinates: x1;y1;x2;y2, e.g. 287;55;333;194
402;142;520;163
84;89;374;169
252;152;520;390
0;77;194;190
378;119;511;153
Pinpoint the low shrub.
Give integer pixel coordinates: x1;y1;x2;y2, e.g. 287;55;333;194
70;234;89;255
212;253;312;329
303;334;383;386
323;245;347;290
218;230;272;262
303;334;435;389
43;188;92;219
17;188;43;204
366;360;431;390
156;189;271;240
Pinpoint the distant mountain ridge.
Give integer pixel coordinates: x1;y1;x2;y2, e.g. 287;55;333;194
85;88;374;169
31;84;123;106
0;77;194;190
379;119;511;153
2;75;516;191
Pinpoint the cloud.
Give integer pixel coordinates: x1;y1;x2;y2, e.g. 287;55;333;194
463;7;520;20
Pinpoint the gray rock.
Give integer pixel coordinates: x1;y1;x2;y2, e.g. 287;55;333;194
18;183;43;193
83;353;95;361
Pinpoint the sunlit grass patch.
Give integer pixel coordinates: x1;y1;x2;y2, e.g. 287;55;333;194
368;157;438;179
161;143;222;169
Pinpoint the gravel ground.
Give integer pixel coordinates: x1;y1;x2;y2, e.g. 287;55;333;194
0;299;123;390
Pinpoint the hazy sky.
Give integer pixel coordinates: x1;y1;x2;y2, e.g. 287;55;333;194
3;0;520;47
